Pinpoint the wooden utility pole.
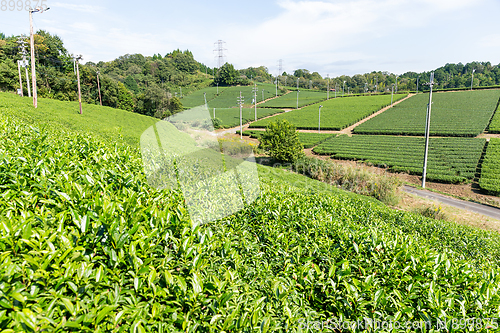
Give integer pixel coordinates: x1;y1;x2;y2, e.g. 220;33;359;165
17;61;24;97
97;70;102;106
75;55;83;114
28;6;49;107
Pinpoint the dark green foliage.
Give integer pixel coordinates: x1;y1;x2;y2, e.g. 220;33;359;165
214;62;239;86
259;120;304;163
479;138;500;195
124;75;139;93
314;135;485;183
354;90;500;137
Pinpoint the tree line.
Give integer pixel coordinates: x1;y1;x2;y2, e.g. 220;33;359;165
2;30;500;119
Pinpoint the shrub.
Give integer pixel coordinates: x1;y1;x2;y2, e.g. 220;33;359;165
259;119;304;163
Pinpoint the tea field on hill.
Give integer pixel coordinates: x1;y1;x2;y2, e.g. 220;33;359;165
353;90;500;136
182;84;282;109
479;138;500;194
313;135;486;183
250;94;406;130
2;91;500;331
259;90;327;108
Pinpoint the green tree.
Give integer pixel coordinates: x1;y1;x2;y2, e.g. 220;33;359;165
117;82;134;111
168;96;183;114
216;63;238;86
259;120;304;163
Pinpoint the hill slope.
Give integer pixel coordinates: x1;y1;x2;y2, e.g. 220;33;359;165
1;96;500;331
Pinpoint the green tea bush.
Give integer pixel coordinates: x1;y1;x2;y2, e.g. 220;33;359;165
1;108;500;332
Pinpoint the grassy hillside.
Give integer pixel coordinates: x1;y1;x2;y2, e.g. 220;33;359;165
0;92;156;147
1;96;500;331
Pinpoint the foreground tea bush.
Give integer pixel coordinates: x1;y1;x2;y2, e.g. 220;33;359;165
1;112;500;332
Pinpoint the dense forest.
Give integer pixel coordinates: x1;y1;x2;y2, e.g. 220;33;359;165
2;30;500;118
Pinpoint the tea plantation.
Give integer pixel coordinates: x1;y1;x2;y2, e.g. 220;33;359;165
182;84;282;110
313;135;486;183
258;90;327;109
1;95;500;331
479;138;500;194
353;90;500;136
250;94;406;130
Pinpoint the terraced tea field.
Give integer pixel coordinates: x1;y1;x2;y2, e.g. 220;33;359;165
479;138;500;194
211;107;284;128
313;135;486;183
259;89;327;108
353;90;500;136
1;95;500;331
242;129;335;148
181;84;281;109
250;94;406;130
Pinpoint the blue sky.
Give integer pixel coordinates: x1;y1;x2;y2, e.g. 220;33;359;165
2;0;500;77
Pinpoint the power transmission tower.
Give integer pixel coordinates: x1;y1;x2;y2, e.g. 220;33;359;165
17;35;31;97
17;60;23;96
422;72;435;188
237;92;244;139
214;40;227;71
75;55;83;114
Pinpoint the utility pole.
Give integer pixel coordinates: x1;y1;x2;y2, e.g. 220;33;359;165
75;55;83;114
342;81;346;97
237;92;244;139
318;105;323;133
296;78;300;109
327;74;330;100
29;6;49;108
364;82;368;94
204;92;207;106
214;108;216;119
275;76;278;97
96;70;102;106
416;75;420;94
335;83;337;98
17;60;23;97
395;75;398;93
422;72;435;189
391;84;394;105
278;59;283;86
375;77;378;93
253;83;258;121
471;68;476;91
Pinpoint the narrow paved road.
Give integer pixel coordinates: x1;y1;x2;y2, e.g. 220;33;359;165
403;185;500;220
